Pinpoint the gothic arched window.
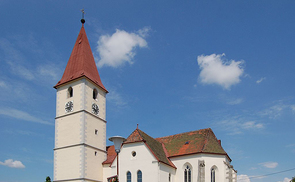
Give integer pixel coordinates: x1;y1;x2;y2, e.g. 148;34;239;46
211;167;217;182
127;171;131;182
137;170;142;182
93;88;98;100
184;165;191;182
68;87;73;98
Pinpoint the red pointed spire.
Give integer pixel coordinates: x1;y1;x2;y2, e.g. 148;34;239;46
54;24;108;92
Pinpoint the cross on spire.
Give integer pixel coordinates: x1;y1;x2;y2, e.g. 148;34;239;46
81;8;85;24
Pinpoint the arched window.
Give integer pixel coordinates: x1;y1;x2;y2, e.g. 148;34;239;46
93;89;98;99
68;87;73;98
127;171;131;182
184;165;191;182
211;166;218;182
137;170;142;182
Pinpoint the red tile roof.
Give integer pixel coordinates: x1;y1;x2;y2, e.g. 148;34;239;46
157;128;230;160
54;24;107;92
103;128;231;167
125;129;176;168
102;145;116;165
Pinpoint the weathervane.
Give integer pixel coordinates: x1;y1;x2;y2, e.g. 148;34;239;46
81;8;85;24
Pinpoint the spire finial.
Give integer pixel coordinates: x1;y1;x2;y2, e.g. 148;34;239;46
81;8;85;24
137;124;139;129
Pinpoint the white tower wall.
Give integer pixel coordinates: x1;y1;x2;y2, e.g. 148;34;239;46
54;78;107;182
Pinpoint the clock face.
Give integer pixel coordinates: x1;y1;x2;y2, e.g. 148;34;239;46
65;101;73;112
92;103;99;115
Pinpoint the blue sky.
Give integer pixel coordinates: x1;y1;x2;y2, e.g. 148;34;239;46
0;1;294;182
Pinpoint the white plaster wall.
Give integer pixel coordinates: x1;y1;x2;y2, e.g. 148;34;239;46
232;169;237;182
117;142;159;182
55;78;107;120
84;80;107;121
84;113;106;150
159;163;176;182
55;112;84;148
54;146;83;181
103;164;116;182
55;78;107;182
171;153;228;182
84;147;105;181
56;79;85;118
202;154;227;182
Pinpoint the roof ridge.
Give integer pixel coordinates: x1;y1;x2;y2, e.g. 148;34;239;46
161;142;177;168
136;129;176;168
138;128;157;140
136;128;146;141
157;128;211;139
201;128;211;152
125;128;144;143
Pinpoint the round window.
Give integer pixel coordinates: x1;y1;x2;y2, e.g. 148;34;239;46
132;151;136;157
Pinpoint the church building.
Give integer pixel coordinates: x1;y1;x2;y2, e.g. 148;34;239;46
53;19;237;182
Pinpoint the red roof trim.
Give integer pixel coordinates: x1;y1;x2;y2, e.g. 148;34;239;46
168;151;232;162
137;129;175;169
54;75;108;93
161;142;177;168
143;142;176;169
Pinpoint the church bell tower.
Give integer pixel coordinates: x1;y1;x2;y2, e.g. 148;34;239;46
53;18;108;182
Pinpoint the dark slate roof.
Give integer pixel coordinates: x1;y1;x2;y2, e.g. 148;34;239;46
54;24;107;92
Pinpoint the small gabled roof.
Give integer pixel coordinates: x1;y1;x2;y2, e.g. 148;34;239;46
125;129;176;168
103;145;116;165
157;128;230;161
54;24;107;92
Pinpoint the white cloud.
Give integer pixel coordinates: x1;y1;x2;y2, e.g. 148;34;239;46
0;108;53;125
256;77;266;84
7;61;35;80
107;90;127;107
286;143;295;148
96;28;148;68
0;80;7;88
5;129;38;136
137;26;151;38
241;121;264;129
260;100;295;119
259;162;278;168
237;174;251;182
277;177;291;182
217;118;264;135
260;104;286;119
227;98;243;105
0;159;25;169
37;64;61;82
0;37;61;84
197;53;244;90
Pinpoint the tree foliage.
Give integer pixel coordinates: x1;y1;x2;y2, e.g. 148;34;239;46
45;176;51;182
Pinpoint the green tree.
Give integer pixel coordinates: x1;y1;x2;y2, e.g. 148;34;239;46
291;177;295;182
45;176;51;182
